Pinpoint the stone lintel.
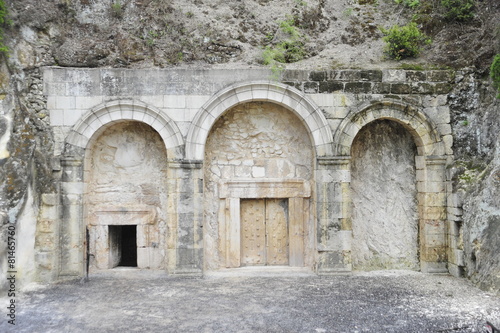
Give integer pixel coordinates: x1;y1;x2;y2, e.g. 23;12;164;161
317;156;351;166
425;155;447;165
219;179;311;199
89;205;156;226
168;159;203;169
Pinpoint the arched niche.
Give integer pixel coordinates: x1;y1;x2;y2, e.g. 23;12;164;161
59;100;182;277
203;101;315;270
333;100;448;273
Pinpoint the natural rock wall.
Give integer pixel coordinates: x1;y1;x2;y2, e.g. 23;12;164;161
449;69;500;293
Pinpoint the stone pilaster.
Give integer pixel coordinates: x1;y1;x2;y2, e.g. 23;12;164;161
419;156;448;273
59;156;84;277
35;193;60;282
168;159;203;275
316;156;352;274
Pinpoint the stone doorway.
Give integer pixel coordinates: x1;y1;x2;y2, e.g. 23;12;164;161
240;199;289;266
109;225;138;267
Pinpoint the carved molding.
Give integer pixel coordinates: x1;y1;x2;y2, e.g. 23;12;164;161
219;179;311;199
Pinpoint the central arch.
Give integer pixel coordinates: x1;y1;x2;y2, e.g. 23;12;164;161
203;101;315;270
185;81;334;161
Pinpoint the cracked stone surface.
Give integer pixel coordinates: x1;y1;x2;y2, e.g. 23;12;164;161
1;270;499;333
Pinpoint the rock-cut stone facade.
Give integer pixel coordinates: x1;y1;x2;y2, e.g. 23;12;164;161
19;67;461;283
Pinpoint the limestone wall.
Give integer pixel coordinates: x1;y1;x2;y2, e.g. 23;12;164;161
2;67;461;287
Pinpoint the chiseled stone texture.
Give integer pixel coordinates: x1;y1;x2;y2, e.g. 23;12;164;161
351;120;419;270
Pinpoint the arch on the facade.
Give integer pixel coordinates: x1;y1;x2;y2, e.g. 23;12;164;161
59;99;184;277
332;99;448;273
333;99;445;157
66;99;184;159
185;81;334;160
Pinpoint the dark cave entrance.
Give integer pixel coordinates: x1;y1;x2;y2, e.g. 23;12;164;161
109;225;138;267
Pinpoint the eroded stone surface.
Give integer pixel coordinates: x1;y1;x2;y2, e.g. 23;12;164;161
351;120;419;270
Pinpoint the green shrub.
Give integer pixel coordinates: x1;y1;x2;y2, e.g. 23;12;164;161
0;0;9;55
111;1;123;19
490;54;500;99
441;0;474;21
262;17;307;79
394;0;420;9
381;22;431;60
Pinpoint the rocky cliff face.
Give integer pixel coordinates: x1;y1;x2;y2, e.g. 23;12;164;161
449;69;500;293
0;0;499;292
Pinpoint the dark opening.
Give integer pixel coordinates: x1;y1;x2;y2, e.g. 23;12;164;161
109;225;138;267
119;225;137;267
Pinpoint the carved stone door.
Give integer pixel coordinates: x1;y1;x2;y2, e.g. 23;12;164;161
240;199;289;266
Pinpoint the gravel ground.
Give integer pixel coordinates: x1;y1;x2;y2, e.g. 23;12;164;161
1;269;499;333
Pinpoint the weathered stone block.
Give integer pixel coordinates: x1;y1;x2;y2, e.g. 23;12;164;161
36;234;55;252
406;71;427;82
38;219;54;233
282;69;309;81
309;71;327;81
411;82;434;94
283;81;301;90
339;70;362;81
427;70;455;82
391;83;411;94
360;70;383;82
319;81;344;93
344;82;371;94
303;81;319;93
382;69;406;82
372;82;391;94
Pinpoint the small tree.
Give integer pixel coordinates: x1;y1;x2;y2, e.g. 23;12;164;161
381;23;431;60
490;54;500;99
441;0;475;22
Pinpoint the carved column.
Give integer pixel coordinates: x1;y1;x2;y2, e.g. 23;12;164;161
168;159;203;275
316;156;352;274
59;156;84;277
419;156;448;273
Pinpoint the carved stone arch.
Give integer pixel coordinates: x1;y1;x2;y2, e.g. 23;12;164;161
66;99;184;159
329;99;449;273
58;99;184;277
333;100;445;157
185;81;334;160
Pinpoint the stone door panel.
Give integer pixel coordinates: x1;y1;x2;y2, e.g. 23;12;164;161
241;199;289;266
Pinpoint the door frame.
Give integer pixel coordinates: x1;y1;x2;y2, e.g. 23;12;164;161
219;179;310;268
